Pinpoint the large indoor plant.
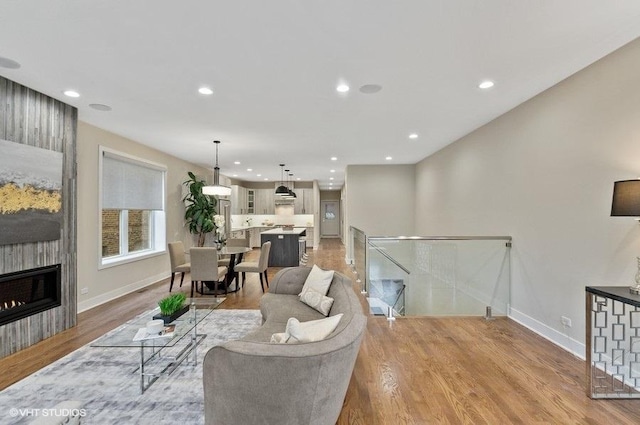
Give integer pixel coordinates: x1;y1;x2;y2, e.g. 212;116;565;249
183;171;217;246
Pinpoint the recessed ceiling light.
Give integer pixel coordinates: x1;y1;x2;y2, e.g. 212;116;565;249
257;174;262;177
359;84;382;94
330;177;334;180
89;103;112;111
63;90;80;98
0;56;21;69
330;169;335;173
233;174;238;177
198;87;213;95
385;156;392;160
336;84;350;93
409;133;418;139
478;80;494;89
234;161;240;165
264;178;269;181
297;178;301;181
330;157;337;161
247;168;252;172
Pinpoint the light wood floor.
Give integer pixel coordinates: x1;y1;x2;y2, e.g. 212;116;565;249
2;239;640;424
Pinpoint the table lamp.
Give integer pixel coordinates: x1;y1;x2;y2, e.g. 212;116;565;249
611;180;640;294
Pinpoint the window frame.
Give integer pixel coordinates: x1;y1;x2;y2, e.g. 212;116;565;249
98;146;167;269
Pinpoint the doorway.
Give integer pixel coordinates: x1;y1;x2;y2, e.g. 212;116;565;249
320;201;340;237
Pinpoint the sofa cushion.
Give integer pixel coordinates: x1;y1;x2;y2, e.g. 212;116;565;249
300;288;334;316
284;314;344;343
241;320;287;343
261;293;325;323
299;264;334;298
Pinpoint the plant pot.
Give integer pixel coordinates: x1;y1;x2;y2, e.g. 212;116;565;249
153;304;189;324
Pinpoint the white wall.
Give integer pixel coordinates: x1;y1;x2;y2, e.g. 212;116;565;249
76;122;211;311
414;37;640;356
345;164;416;237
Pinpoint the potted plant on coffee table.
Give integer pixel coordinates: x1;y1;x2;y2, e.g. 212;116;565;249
153;293;188;324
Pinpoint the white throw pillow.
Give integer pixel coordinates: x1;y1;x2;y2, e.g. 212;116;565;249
270;332;289;343
285;313;343;343
300;288;334;316
299;264;334;299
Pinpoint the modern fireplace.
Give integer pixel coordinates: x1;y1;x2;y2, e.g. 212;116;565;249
0;264;61;327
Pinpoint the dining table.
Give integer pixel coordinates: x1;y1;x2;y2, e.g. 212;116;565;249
218;246;252;292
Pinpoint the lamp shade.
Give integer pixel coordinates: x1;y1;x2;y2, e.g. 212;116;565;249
611;180;640;216
202;140;231;197
275;163;288;195
203;184;231;196
275;185;289;195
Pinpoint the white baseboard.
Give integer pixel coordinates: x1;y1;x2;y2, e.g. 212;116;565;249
509;307;585;360
77;271;168;313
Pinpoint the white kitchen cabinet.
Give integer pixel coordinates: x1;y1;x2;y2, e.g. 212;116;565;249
254;189;275;214
231;185;245;214
246;189;255;214
304;189;314;214
293;191;303;213
294;189;314;214
305;227;314;248
230;229;247;239
249;227;264;248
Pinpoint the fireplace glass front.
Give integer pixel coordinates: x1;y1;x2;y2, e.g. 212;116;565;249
0;264;62;327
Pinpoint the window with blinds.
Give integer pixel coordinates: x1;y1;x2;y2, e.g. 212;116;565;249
99;147;167;268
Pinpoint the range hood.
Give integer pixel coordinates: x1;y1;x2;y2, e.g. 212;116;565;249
274;181;295;203
274;196;294;204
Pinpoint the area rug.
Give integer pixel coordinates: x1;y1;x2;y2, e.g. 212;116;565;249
0;309;262;425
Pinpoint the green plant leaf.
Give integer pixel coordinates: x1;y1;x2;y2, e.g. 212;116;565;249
182;171;217;246
158;293;186;316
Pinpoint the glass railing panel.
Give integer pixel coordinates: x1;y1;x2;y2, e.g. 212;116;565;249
366;240;407;317
349;226;368;292
366;237;510;317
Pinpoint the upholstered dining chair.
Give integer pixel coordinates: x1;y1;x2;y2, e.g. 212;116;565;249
168;241;190;292
234;241;271;292
189;247;228;297
218;237;250;267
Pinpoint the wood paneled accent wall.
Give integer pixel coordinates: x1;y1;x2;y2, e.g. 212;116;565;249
0;76;77;358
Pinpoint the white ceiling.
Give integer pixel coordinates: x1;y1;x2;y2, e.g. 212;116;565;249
1;1;640;190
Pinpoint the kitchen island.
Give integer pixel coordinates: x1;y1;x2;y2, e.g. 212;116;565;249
260;227;307;267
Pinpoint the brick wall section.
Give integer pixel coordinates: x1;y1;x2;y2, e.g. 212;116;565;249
128;210;150;252
101;210;149;256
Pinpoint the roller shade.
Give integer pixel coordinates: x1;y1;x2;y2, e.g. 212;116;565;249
102;151;165;210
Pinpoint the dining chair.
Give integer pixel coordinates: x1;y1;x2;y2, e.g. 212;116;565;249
235;241;271;292
189;247;228;297
218;237;250;267
168;241;190;292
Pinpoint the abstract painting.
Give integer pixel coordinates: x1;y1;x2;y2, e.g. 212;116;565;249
0;139;63;245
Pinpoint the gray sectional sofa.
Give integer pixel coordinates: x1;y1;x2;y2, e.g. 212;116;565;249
203;266;367;425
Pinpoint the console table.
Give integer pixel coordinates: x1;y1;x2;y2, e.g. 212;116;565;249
585;286;640;398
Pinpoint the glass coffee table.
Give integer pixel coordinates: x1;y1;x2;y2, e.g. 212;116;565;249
91;297;225;393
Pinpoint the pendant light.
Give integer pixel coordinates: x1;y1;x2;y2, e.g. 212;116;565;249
275;164;289;196
282;169;294;198
202;140;232;196
288;172;297;198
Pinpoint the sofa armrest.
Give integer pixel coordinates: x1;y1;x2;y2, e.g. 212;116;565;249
203;313;366;425
268;266;312;295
